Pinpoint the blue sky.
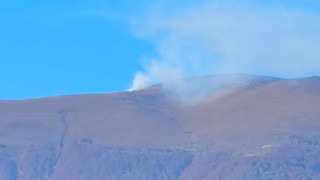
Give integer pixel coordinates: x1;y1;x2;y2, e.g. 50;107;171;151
0;0;156;99
1;0;320;99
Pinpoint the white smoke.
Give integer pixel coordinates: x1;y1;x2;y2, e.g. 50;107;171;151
129;61;184;91
128;73;151;91
128;0;320;101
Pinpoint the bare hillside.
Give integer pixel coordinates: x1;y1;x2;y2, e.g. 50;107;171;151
0;74;320;180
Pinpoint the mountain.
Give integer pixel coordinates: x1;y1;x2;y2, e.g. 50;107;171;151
0;74;320;180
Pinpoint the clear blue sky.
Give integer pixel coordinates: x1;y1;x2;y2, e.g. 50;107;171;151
0;0;157;99
1;0;319;99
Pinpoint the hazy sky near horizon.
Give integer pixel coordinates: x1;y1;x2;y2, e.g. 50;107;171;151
1;0;320;99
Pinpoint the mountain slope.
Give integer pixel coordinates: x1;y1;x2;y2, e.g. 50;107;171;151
0;74;319;180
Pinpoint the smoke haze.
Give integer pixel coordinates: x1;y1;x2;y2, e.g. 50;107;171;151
129;0;320;92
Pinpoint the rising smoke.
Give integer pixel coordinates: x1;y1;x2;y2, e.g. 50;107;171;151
128;0;320;102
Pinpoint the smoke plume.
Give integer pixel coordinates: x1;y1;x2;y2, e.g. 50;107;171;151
128;0;320;102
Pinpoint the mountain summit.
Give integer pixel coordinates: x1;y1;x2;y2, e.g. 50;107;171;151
0;74;320;180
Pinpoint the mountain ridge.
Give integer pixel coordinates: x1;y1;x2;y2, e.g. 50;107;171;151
0;74;320;179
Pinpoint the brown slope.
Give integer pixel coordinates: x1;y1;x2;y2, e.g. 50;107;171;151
0;89;187;148
0;75;319;151
181;77;320;150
